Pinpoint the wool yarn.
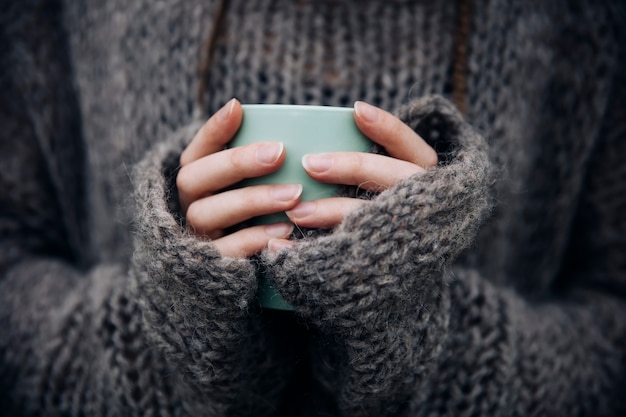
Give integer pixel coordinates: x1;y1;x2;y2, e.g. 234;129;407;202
1;0;625;415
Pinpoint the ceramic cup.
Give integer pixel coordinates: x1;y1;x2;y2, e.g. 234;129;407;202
230;104;372;310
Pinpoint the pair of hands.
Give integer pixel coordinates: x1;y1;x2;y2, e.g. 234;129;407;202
177;99;437;258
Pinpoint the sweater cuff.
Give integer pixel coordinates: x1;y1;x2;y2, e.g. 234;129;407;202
265;95;493;329
130;122;258;321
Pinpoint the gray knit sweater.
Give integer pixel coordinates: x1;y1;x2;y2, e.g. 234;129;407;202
1;0;625;416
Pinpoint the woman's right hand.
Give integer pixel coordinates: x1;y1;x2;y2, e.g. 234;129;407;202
177;99;300;258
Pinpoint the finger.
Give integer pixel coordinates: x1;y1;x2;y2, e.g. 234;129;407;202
302;152;424;191
177;142;286;212
268;238;297;252
185;184;302;236
180;98;243;166
354;101;438;168
286;197;367;228
215;223;294;258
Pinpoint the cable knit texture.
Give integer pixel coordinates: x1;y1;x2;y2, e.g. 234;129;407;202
1;0;625;416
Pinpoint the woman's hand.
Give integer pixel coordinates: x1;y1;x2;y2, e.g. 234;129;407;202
269;101;438;251
177;99;300;257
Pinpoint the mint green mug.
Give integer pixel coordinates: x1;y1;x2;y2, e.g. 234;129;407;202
230;104;372;310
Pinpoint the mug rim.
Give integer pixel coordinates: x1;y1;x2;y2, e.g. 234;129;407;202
241;103;354;113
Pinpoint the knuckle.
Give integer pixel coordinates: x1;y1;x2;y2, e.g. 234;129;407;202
423;149;439;168
181;124;208;165
380;110;404;138
229;147;246;171
239;189;257;209
413;147;438;169
176;165;194;195
389;120;405;139
184;202;204;229
179;149;190;166
347;153;364;181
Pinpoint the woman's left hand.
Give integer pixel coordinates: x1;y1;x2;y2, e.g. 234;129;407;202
269;101;438;251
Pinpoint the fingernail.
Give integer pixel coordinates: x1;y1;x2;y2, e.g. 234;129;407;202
302;154;332;173
354;101;379;123
256;142;284;164
217;98;236;122
270;184;302;201
268;238;296;251
265;223;294;238
286;202;316;219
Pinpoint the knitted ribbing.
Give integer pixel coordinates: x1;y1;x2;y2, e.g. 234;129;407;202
203;0;456;113
462;0;621;295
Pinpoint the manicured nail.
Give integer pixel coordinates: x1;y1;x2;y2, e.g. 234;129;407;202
302;154;332;173
265;223;294;238
286;202;316;219
256;142;284;164
354;101;379;123
217;98;236;122
270;184;302;201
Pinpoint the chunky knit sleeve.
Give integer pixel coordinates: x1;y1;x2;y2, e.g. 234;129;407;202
413;69;626;415
0;3;285;416
130;124;293;416
267;95;492;328
1;128;288;417
265;95;626;416
265;96;492;414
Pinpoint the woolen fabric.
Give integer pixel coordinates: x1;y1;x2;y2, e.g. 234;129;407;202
1;0;625;416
